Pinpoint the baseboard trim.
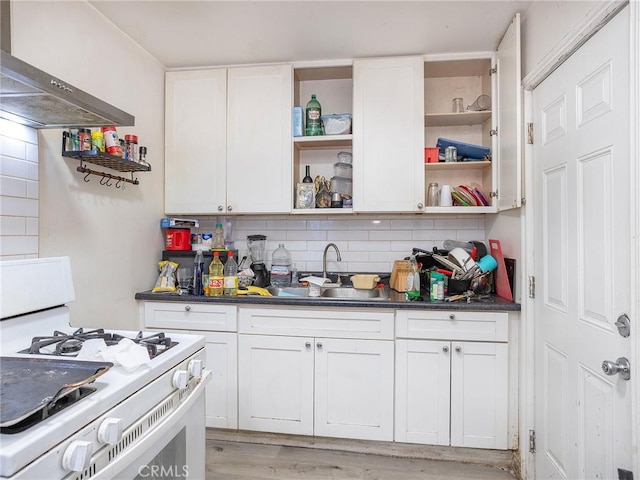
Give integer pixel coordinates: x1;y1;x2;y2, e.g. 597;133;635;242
206;428;515;471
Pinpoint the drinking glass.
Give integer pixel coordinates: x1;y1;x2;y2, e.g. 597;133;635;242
176;267;193;295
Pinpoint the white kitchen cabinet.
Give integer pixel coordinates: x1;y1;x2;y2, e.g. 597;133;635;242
352;56;426;213
423;14;521;213
238;306;394;441
395;310;509;449
165;65;293;215
140;302;238;429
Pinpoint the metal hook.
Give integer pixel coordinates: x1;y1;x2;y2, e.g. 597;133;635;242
83;171;91;182
115;178;122;189
100;174;108;185
105;176;113;186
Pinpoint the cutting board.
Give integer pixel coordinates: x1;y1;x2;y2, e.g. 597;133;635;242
488;239;512;301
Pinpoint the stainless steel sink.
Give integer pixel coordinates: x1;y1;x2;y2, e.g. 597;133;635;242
321;287;387;300
267;285;310;297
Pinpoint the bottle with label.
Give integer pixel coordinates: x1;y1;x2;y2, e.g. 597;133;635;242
302;165;313;183
430;272;445;301
223;251;239;296
305;94;322;136
101;126;123;157
212;223;225;249
193;250;205;296
208;251;224;297
270;244;292;287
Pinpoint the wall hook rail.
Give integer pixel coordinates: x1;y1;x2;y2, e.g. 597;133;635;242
76;165;139;187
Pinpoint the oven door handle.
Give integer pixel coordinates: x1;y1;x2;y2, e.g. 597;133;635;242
90;369;212;480
50;366;111;406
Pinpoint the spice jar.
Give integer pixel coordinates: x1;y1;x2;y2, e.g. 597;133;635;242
427;182;440;206
124;134;138;163
91;131;105;152
101;126;123;157
78;128;92;151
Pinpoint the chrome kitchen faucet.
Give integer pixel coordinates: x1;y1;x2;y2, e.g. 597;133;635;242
322;243;342;284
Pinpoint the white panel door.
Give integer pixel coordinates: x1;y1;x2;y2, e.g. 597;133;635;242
395;339;451;446
202;332;238;429
165;69;227;214
314;338;394;441
226;65;293;214
352;56;425;213
533;6;633;478
238;334;314;435
450;341;508;449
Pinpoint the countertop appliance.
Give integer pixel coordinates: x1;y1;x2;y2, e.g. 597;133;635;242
247;234;269;287
0;257;211;479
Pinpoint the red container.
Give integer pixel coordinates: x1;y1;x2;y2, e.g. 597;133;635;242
165;228;191;251
424;147;440;163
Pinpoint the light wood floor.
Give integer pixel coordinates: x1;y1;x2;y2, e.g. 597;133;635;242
206;430;517;480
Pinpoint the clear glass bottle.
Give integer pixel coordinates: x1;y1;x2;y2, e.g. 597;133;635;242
270;244;292;287
427;182;440;206
223;251;238;296
305;94;322;136
212;223;225;249
208;251;224;297
406;255;421;299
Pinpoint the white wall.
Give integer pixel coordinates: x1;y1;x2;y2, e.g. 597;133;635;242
10;1;166;329
0;120;39;259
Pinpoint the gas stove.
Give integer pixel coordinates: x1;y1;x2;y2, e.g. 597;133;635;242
0;257;210;479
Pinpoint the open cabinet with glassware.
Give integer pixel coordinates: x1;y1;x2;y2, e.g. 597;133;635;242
423;14;521;213
292;64;354;213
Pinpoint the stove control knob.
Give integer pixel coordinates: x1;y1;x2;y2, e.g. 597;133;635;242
173;369;189;389
98;417;123;445
188;359;203;378
62;440;93;472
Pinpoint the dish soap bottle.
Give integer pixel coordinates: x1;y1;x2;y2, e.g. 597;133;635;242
271;244;292;287
406;255;421;299
305;94;322;136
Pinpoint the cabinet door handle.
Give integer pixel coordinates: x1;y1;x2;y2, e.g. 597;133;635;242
217;205;223;211
305;342;311;348
442;345;449;353
227;205;232;211
316;342;323;348
449;314;455;320
184;306;191;312
417;202;424;209
455;345;462;353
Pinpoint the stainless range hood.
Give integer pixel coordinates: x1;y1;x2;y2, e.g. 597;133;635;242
0;50;135;129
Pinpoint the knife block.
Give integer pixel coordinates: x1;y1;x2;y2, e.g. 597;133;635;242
390;260;410;292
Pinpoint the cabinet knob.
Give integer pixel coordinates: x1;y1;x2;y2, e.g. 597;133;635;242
227;205;232;211
442;345;449;353
455;346;462;353
185;305;191;312
316;342;323;348
305;342;311;348
449;314;455;320
417;202;424;209
217;205;223;211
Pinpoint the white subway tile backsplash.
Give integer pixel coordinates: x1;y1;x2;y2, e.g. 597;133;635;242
0;119;38;144
0;135;27;160
0;216;26;235
0;235;38;256
0;176;27;197
26;180;39;199
329;229;368;241
287;229;326;241
0;196;38;217
369;229;412;241
26;217;39;236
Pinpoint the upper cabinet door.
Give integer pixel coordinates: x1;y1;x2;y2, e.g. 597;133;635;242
495;14;522;211
165;69;227;215
353;57;425;213
226;65;293;214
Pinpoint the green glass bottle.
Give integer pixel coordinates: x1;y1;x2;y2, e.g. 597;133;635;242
305;94;322;136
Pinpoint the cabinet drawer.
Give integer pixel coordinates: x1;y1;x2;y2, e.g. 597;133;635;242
396;310;508;342
143;302;237;332
238;306;394;340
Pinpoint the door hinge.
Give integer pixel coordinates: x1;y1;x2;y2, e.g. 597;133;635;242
618;468;634;480
529;430;536;453
490;66;497;75
529;276;536;298
521;197;527;205
527;123;534;144
489;190;498;199
490;128;498;136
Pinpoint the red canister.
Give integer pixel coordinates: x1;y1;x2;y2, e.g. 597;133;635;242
166;228;191;251
78;129;92;151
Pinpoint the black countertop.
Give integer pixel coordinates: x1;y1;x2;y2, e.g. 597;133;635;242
135;289;520;312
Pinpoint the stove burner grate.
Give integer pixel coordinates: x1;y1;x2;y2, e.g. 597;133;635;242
19;328;177;359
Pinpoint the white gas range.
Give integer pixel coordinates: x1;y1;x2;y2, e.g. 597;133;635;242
0;257;211;479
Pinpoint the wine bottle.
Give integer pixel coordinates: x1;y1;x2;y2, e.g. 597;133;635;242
302;165;313;183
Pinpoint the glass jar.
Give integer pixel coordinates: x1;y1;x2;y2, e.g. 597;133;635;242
427;182;440;206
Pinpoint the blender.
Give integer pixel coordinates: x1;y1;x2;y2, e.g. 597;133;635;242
247;234;269;287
